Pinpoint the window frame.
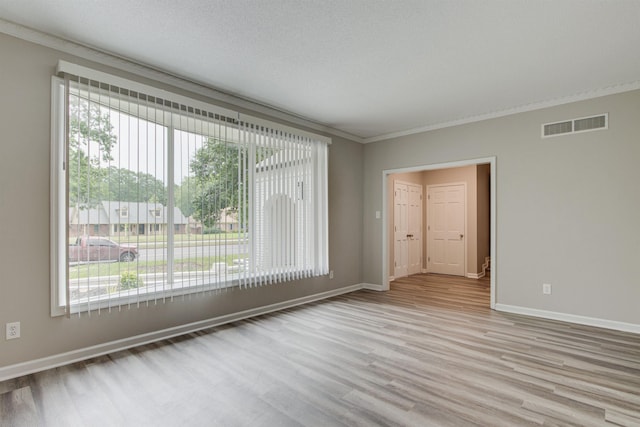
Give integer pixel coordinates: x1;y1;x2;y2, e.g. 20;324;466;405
51;76;67;316
51;64;330;317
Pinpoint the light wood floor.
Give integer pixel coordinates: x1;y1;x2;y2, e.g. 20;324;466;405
1;274;639;426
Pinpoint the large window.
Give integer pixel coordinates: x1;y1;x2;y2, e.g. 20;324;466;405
51;62;329;315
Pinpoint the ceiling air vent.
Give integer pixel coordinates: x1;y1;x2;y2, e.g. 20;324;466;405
542;113;608;138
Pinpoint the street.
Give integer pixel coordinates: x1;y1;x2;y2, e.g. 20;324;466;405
137;243;245;261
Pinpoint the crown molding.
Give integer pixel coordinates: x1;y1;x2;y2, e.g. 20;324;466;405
0;18;363;144
363;80;640;143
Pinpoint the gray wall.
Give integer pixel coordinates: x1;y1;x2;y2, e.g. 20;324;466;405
363;89;640;325
0;33;363;368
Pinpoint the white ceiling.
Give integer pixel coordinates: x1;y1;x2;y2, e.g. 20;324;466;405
1;1;640;142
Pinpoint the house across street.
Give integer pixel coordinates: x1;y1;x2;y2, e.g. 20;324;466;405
69;201;191;237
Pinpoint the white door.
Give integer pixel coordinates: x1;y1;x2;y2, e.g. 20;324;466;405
393;182;409;278
394;182;423;278
427;184;465;276
407;184;422;275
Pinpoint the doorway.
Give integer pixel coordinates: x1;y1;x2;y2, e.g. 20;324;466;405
382;157;496;309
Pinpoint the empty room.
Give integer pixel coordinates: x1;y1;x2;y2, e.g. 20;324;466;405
1;1;639;426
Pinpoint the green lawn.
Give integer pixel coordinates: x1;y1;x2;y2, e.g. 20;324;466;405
69;254;247;279
109;233;243;245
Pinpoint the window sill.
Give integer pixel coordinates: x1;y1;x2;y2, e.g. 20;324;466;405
57;274;240;316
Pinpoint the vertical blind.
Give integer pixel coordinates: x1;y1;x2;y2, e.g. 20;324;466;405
238;122;329;286
54;61;329;315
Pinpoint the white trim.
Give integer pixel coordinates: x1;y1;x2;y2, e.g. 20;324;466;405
363;83;639;143
0;19;356;144
381;173;391;291
489;160;496;309
382;157;497;308
495;304;640;335
50;76;66;317
467;256;491;279
0;284;365;382
362;283;385;291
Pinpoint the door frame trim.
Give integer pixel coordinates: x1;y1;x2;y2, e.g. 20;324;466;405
425;182;467;277
382;156;497;309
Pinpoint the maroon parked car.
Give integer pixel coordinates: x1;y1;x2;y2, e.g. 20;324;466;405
69;236;138;262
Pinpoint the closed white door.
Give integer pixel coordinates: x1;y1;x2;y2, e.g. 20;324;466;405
394;182;423;278
393;182;409;278
407;184;422;275
427;184;465;276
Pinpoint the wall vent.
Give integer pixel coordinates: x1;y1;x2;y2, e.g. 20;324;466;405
542;113;608;138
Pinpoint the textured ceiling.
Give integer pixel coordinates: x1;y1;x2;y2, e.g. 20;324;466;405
1;0;640;141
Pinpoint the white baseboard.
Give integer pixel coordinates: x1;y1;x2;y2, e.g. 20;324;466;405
0;284;365;382
362;283;385;291
467;257;491;279
484;256;491;268
495;303;640;334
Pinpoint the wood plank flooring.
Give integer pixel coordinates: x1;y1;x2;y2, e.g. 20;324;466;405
1;274;639;426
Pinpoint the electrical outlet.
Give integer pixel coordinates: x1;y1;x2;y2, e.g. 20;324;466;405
6;322;20;340
329;270;334;279
542;283;552;295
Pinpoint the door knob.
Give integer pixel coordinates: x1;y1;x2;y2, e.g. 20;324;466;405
460;234;464;239
407;234;413;238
